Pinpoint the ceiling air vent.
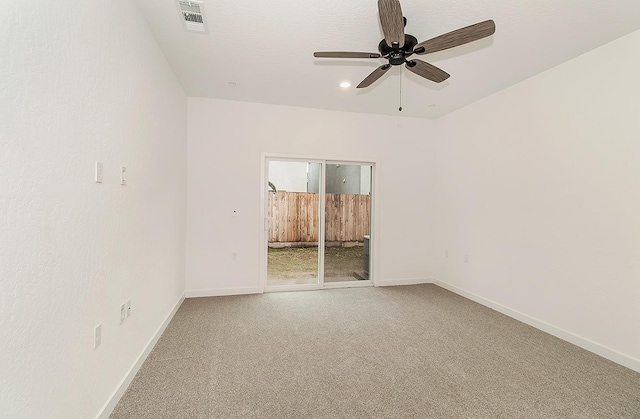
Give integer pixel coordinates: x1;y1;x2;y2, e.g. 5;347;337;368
176;0;208;34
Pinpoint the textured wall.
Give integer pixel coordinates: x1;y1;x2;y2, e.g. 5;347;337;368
0;1;187;418
434;30;640;371
186;98;437;295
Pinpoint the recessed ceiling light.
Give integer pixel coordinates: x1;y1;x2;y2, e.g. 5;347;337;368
228;82;237;87
339;81;351;88
427;104;436;107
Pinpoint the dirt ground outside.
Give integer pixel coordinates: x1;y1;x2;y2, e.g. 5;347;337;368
267;247;366;281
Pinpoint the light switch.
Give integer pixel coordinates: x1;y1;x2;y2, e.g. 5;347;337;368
94;324;102;349
120;166;126;186
95;162;103;183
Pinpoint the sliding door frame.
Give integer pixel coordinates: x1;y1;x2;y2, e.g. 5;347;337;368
260;153;378;293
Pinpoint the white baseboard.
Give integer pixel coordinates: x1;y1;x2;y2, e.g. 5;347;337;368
187;280;433;296
433;278;640;374
375;277;433;287
185;286;262;298
97;293;185;419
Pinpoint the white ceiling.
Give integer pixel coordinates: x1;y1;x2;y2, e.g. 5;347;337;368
134;0;640;119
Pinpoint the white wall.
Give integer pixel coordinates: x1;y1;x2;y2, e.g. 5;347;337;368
434;30;640;371
0;1;187;418
361;166;372;195
268;161;309;192
186;98;437;295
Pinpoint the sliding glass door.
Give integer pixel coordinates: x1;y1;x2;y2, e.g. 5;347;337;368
323;163;372;283
266;160;321;287
265;157;373;290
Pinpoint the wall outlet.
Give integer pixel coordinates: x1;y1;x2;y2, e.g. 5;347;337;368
464;254;470;263
231;252;237;261
120;166;127;186
94;324;102;349
120;303;126;324
126;299;131;318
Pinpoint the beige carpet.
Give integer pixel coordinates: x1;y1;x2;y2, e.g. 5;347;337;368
111;284;640;418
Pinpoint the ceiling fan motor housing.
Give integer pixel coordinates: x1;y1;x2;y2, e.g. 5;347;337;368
378;34;418;65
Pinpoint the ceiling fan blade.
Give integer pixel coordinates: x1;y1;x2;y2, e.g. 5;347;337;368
378;0;405;48
414;20;495;55
405;60;450;83
314;52;381;59
357;64;392;88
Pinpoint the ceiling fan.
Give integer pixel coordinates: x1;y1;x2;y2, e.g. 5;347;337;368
313;0;495;88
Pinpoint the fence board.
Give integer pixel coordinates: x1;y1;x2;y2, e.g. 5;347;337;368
268;191;370;243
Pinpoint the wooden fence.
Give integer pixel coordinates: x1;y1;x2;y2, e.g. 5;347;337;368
268;191;370;243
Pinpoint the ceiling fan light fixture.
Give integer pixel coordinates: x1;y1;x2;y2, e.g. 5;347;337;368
313;0;496;92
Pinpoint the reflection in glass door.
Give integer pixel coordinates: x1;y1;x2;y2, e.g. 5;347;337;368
321;163;372;283
266;160;321;287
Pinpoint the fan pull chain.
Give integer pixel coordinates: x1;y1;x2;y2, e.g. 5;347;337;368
399;68;403;112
